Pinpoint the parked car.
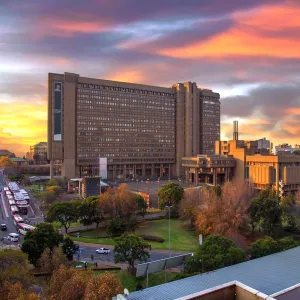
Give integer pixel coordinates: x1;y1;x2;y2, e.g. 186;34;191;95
0;224;7;231
95;247;110;254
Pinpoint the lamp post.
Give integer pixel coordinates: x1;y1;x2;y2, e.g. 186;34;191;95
166;200;172;257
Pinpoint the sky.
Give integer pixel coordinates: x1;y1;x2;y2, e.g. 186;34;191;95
0;0;299;156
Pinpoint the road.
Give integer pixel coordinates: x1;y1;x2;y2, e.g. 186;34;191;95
74;243;184;265
0;173;43;247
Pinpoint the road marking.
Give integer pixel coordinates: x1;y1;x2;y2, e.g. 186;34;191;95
0;193;9;218
29;204;35;216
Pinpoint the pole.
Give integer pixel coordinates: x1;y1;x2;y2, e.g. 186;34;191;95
168;206;171;257
99;155;101;197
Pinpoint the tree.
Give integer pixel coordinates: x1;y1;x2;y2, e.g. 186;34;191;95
47;201;79;233
0;156;14;168
250;236;280;259
114;234;150;269
33;153;40;164
107;216;125;237
0;281;40;300
180;190;200;229
260;197;282;234
21;223;63;266
79;196;104;228
46;185;62;197
62;237;79;260
84;272;122;300
35;191;56;210
39;247;68;274
158;182;184;209
0;250;34;286
46;178;59;187
185;235;245;273
195;182;251;237
137;195;147;218
249;197;263;234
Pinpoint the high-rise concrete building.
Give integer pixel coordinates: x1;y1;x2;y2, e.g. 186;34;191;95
48;73;220;179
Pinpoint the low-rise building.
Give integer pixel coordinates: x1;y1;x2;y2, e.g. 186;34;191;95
0;150;15;158
125;247;300;300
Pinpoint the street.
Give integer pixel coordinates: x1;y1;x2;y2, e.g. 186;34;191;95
74;243;182;264
0;173;43;246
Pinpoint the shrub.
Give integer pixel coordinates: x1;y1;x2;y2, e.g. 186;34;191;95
139;235;165;243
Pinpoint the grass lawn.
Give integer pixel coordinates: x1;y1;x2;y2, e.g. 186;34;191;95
70;219;198;252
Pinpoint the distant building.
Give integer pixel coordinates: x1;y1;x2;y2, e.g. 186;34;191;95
26;142;48;162
257;137;271;150
11;157;28;167
48;72;220;179
0;150;15;158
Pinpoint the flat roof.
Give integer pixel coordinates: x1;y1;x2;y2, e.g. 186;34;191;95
126;247;300;300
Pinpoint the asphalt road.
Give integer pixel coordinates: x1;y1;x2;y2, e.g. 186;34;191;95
0;174;44;247
74;243;181;264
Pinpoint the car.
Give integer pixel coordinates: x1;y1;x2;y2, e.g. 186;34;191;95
7;233;19;242
0;224;7;231
96;247;110;254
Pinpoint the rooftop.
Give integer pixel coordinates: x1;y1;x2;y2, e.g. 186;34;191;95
126;247;300;300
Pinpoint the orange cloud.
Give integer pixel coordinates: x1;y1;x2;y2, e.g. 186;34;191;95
285;107;300;115
158;3;300;59
51;20;111;33
106;69;147;84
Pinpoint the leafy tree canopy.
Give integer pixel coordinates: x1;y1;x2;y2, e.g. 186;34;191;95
186;234;245;273
158;182;184;209
21;223;63;266
114;234;150;268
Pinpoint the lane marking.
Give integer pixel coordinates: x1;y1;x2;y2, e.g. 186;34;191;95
0;192;9;218
29;204;35;216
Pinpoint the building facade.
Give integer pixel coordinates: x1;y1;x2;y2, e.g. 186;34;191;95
48;73;220;179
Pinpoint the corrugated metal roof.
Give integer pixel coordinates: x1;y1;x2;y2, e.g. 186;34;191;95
125;247;300;300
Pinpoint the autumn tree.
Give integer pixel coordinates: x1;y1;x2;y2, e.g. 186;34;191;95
158;182;184;209
59;270;92;300
180;188;201;229
39;247;68;274
195;182;252;237
47;201;79;233
0;156;14;168
0;281;40;300
114;234;150;269
84;272;122;300
0;250;34;286
46;185;62;197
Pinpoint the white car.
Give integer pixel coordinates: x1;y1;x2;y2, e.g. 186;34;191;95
7;233;19;242
96;247;110;254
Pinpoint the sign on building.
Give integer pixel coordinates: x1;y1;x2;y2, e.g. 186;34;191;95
53;81;62;141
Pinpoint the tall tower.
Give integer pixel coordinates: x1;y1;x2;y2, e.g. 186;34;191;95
233;120;239;141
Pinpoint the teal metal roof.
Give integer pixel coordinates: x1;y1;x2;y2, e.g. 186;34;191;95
125;247;300;300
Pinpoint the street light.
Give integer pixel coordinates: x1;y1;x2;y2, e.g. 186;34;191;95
166;200;173;257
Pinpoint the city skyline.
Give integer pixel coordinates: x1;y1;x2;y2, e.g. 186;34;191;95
1;0;300;156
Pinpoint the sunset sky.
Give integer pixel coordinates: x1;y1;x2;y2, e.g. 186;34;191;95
1;0;299;156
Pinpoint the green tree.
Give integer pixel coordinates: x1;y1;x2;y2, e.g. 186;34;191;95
250;236;280;259
79;196;104;228
114;234;150;269
62;237;79;260
136;195;147;218
21;223;63;266
47;201;79;233
249;197;262;233
158;182;184;209
46;178;59;187
107;216;125;237
186;235;245;273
